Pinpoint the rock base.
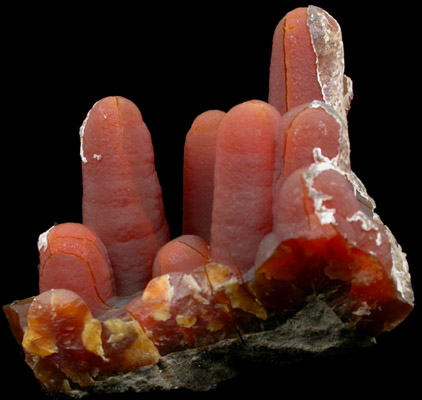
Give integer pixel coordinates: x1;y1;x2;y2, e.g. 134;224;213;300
65;299;375;398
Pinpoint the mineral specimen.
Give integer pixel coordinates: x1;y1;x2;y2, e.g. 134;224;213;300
125;263;266;355
210;100;282;275
253;163;413;334
273;100;349;183
183;110;225;243
38;223;115;314
152;234;211;277
268;6;353;123
13;289;159;392
80;96;170;295
3;4;414;396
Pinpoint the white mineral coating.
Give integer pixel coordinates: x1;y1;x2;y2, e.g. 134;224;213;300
307;5;353;125
37;225;54;252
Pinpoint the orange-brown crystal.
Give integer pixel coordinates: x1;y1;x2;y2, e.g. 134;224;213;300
19;289;160;391
253;234;411;334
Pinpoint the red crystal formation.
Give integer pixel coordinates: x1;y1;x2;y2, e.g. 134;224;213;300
152;234;211;277
125;263;266;355
3;5;413;394
210;100;282;275
38;223;115;315
183;110;225;243
80;96;170;295
4;289;159;393
268;6;353;123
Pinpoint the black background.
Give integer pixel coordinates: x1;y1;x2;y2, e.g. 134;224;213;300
2;1;420;398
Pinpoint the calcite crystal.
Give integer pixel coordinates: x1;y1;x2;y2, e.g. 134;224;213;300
38;223;115;314
183;110;225;243
269;6;352;123
11;289;160;392
80;96;170;296
3;5;413;395
152;234;211;277
253;163;412;333
125;263;266;355
210;100;282;275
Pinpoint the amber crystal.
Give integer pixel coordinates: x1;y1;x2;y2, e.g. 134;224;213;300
3;5;414;396
253;164;413;334
125;263;266;355
9;289;159;392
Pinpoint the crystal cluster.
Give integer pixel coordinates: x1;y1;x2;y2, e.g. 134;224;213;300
3;5;414;395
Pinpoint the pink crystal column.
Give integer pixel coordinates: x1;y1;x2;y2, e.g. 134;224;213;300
269;6;352;122
183;110;225;243
272;101;348;215
152;234;210;277
38;223;115;314
255;101;347;268
269;7;322;115
210;100;281;276
80;96;170;295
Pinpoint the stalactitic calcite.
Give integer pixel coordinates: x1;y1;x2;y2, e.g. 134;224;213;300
268;6;353;123
38;223;115;315
274;100;349;181
3;4;414;396
80;96;170;296
152;234;210;277
183;110;225;243
210;100;282;275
